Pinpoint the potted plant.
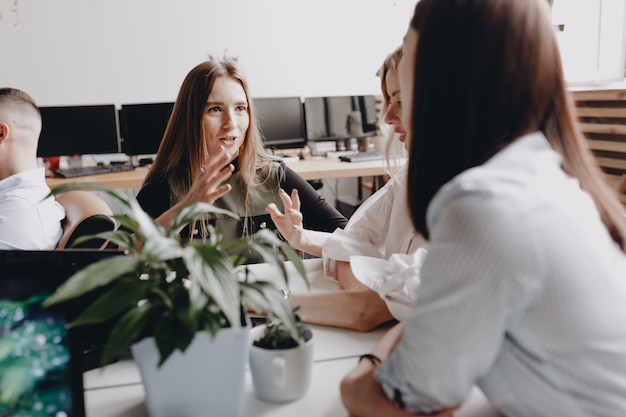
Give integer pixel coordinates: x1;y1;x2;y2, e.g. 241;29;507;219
43;182;308;417
249;310;314;403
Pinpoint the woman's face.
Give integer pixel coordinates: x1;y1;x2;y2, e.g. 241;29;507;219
398;26;418;142
382;68;407;144
202;76;250;160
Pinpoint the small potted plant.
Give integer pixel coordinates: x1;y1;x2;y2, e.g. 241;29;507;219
249;309;314;403
43;182;308;417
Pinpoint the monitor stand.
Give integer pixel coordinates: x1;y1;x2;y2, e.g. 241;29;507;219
129;155;154;167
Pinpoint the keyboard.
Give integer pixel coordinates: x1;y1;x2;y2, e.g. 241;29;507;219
339;152;384;162
54;164;136;178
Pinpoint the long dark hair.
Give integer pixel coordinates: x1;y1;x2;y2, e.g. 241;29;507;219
406;0;626;250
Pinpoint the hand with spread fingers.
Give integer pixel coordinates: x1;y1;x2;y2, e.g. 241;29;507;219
267;188;303;242
267;188;329;257
180;146;234;208
156;146;234;231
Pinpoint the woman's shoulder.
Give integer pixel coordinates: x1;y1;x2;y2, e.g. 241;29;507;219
136;175;170;205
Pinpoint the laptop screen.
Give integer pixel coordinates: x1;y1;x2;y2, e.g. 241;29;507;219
0;249;125;417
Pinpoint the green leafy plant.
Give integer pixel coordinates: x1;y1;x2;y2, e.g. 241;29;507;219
43;183;309;366
253;309;313;350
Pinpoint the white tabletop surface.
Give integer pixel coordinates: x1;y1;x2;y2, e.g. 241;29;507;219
83;258;503;417
84;358;502;417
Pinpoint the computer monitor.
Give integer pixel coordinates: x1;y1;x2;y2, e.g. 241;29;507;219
37;104;119;158
0;249;125;417
357;95;378;136
119;102;174;156
253;97;307;149
304;95;378;142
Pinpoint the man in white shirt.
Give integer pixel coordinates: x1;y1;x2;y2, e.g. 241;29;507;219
0;88;64;249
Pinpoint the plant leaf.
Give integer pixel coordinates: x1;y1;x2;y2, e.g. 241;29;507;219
55;183;162;243
278;242;308;290
183;245;240;331
153;310;196;367
100;301;156;366
235;230;292;287
142;235;185;262
240;280;302;344
68;278;155;328
112;215;142;237
169;202;238;231
43;254;142;306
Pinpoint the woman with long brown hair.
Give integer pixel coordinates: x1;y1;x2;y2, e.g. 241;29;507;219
136;60;346;256
341;0;626;415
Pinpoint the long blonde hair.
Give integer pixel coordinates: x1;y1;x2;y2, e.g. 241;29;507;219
377;46;407;178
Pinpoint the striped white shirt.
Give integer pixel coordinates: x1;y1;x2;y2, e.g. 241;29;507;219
375;132;626;416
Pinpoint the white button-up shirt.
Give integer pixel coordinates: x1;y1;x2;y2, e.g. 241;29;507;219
376;132;626;416
0;168;65;249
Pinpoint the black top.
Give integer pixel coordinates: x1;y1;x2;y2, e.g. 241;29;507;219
136;159;347;254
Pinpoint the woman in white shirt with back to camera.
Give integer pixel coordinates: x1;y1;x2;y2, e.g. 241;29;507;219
340;0;626;416
267;46;427;332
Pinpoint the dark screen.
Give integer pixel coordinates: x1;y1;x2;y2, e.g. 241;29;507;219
0;249;125;417
120;102;174;155
304;95;377;141
37;105;119;157
253;97;306;149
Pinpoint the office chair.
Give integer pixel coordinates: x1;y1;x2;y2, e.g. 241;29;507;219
56;190;117;249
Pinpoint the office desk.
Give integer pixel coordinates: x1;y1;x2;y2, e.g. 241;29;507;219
84;259;501;417
46;166;151;189
45;157;387;189
285;156;386;181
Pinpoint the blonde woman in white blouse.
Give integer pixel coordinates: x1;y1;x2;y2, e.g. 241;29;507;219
267;47;427;331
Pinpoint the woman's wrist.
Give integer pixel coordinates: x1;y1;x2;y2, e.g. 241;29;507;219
359;353;382;367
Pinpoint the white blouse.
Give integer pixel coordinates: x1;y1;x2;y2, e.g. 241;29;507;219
375;132;626;416
321;173;426;279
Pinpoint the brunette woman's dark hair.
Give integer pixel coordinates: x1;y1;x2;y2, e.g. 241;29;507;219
406;0;625;250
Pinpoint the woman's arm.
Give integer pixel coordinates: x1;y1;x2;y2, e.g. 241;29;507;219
289;287;394;332
341;322;458;417
266;188;331;257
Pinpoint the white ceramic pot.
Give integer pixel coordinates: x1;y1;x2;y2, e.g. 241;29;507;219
132;326;250;417
248;324;314;403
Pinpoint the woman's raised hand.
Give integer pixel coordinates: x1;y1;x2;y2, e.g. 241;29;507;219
266;188;304;245
181;145;234;207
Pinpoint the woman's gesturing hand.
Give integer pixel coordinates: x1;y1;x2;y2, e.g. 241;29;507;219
266;188;304;245
181;145;234;207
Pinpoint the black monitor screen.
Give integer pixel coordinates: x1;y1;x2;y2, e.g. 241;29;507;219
0;249;125;417
37;105;119;157
253;97;306;149
120;102;174;156
304;95;377;141
358;95;378;136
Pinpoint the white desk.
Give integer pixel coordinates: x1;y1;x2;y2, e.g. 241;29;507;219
83;259;502;417
84;359;501;417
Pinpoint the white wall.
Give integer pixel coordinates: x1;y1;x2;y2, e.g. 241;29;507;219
552;0;626;85
1;0;417;106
